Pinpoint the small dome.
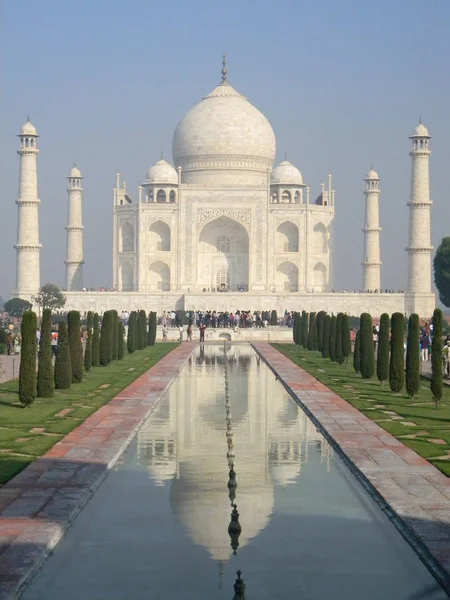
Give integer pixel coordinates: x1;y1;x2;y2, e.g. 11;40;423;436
410;122;430;138
69;165;82;178
271;160;303;185
20;120;37;135
146;159;178;184
365;168;379;180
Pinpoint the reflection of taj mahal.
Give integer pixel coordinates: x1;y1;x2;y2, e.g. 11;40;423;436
137;346;332;561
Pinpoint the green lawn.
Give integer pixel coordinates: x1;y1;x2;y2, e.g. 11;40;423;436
0;343;178;484
274;344;450;477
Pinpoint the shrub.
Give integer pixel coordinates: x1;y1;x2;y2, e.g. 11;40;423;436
431;308;443;408
360;313;375;379
301;311;308;349
111;310;119;360
295;312;302;345
321;315;331;358
67;311;83;383
117;321;125;360
54;320;71;389
353;329;361;373
84;311;93;372
342;314;351;362
376;313;389;385
335;313;344;364
148;312;157;346
37;308;54;398
271;310;278;326
92;313;100;367
127;311;137;353
406;313;420;399
329;315;337;362
99;311;113;366
307;313;316;351
138;310;147;349
389;312;405;392
19;311;37;406
293;312;298;344
316;311;326;352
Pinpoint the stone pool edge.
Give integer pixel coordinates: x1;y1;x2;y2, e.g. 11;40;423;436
252;342;450;597
0;343;197;600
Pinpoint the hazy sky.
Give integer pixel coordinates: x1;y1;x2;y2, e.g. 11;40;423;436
1;0;449;299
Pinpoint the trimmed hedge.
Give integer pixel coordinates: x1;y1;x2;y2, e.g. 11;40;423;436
84;311;93;372
322;315;331;358
138;310;147;349
127;311;137;353
307;313;316;351
342;314;351;362
271;310;278;326
112;310;119;360
353;329;361;373
406;313;420;399
335;313;344;365
54;320;72;389
293;312;299;344
148;312;157;346
376;313;389;385
431;308;443;407
92;312;100;367
19;311;37;406
316;311;326;353
37;308;54;398
329;315;337;362
117;321;125;360
360;313;375;379
301;311;308;349
99;311;113;366
389;312;405;392
68;311;83;383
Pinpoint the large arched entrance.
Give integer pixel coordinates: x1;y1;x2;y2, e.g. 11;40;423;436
198;217;249;291
149;260;170;291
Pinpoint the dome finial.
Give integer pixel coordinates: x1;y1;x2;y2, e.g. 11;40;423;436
419;116;422;124
284;152;287;161
221;54;228;84
161;149;164;160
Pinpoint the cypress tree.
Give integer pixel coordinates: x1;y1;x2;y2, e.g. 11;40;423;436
148;312;157;346
84;311;93;372
389;312;405;392
293;312;298;344
335;313;344;364
342;314;351;363
138;310;147;349
111;310;119;360
127;311;137;353
307;312;316;351
316;311;326;353
353;329;361;373
37;308;54;397
296;312;303;346
19;311;37;406
99;310;113;366
329;315;337;362
406;313;420;399
54;321;71;389
68;310;83;383
321;315;331;358
271;310;278;326
117;321;125;360
301;311;309;349
377;313;390;385
431;308;443;408
92;312;100;367
360;313;375;379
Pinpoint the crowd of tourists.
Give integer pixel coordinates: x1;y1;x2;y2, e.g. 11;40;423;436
158;310;294;329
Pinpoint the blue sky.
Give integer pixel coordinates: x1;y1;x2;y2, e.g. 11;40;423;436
1;0;449;297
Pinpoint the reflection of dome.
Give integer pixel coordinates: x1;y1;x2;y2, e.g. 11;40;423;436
170;476;273;560
271;160;303;185
172;70;276;185
410;122;430;138
148;460;177;487
271;463;302;487
20;119;37;135
146;159;178;184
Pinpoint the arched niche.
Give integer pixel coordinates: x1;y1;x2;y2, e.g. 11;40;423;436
157;189;166;203
281;190;291;203
120;261;134;291
120;221;134;252
313;223;328;253
276;261;298;292
149;260;170;291
149;220;171;252
198;216;249;291
276;222;299;252
313;262;327;291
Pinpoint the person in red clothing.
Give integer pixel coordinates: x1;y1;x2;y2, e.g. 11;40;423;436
199;323;206;343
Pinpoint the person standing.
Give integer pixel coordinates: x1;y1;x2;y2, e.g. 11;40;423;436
199;322;206;343
187;322;193;342
179;324;184;342
162;324;168;342
420;333;430;362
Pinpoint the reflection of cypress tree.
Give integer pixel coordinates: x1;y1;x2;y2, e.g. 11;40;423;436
84;311;93;372
322;315;331;358
111;310;119;360
307;312;316;351
329;315;337;362
117;322;125;360
68;310;83;383
19;311;37;406
389;312;404;392
431;308;443;408
360;313;375;379
353;329;361;373
376;313;389;384
37;308;54;398
92;313;100;367
406;313;420;399
54;321;71;390
301;311;308;348
335;313;344;364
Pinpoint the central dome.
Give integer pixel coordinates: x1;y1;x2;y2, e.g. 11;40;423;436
172;72;276;185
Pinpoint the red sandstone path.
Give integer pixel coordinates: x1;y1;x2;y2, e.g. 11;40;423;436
253;342;450;594
0;343;196;600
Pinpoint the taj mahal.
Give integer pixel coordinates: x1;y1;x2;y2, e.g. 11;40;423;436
13;59;435;317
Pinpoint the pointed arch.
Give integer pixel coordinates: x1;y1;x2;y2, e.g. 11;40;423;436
120;261;134;291
276;261;298;292
149;220;171;251
281;190;291;203
149;260;170;291
313;223;328;253
313;262;327;292
120;221;134;252
276;221;299;252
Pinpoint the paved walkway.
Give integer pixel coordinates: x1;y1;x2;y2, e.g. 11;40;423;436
0;356;21;384
253;343;450;594
0;343;196;600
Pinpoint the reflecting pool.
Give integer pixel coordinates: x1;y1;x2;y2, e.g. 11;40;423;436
22;345;447;599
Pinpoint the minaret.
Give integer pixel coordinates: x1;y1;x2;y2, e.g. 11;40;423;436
362;168;381;291
14;119;41;299
406;122;433;294
65;165;85;290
